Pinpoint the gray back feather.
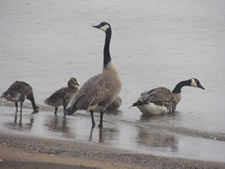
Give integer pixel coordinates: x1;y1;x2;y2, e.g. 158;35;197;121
2;81;33;98
71;72;120;110
45;87;78;107
138;87;177;113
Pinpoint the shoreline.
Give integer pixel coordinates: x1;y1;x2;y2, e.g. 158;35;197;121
0;133;225;169
1;102;224;142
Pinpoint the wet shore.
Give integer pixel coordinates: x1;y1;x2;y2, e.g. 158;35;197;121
1;104;225;163
1;133;225;169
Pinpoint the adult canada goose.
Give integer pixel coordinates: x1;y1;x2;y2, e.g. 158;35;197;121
106;96;122;111
65;22;122;128
132;78;205;116
1;81;39;113
44;77;79;115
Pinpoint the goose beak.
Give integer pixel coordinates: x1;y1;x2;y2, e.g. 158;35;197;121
199;84;205;90
92;24;100;29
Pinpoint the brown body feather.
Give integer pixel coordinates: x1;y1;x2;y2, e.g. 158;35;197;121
144;87;176;112
45;87;78;107
71;63;121;112
44;77;79;114
133;87;177;115
1;81;38;112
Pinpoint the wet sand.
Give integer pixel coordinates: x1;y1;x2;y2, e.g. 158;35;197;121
1;133;225;169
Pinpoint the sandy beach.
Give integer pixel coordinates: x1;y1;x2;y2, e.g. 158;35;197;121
0;132;225;169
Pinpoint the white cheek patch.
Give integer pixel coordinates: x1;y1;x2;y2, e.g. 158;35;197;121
191;79;197;87
100;24;109;32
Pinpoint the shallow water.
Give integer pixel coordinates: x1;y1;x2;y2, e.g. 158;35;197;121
0;0;225;162
0;106;225;162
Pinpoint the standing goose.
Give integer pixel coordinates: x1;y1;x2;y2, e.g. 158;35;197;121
132;78;205;116
44;77;79;115
1;81;39;113
65;22;122;128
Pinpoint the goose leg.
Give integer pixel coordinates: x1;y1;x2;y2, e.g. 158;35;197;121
63;102;67;116
15;102;18;112
63;101;67;111
98;111;104;128
90;111;95;128
54;107;58;115
20;102;23;113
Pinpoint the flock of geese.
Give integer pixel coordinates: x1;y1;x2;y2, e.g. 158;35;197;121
1;22;205;128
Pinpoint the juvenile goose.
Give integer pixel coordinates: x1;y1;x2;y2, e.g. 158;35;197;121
1;81;39;113
65;22;122;128
132;78;205;116
106;96;122;111
44;77;79;115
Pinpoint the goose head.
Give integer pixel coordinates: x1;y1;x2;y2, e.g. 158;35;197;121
190;78;205;90
92;22;111;33
68;77;79;88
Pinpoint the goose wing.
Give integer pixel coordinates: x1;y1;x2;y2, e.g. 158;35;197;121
144;87;174;103
135;87;176;113
134;87;175;106
45;87;67;106
45;87;78;107
1;81;32;98
71;74;113;110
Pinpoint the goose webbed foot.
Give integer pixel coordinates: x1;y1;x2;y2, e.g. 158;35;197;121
98;123;103;128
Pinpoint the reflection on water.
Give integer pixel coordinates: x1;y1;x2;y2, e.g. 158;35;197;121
139;111;179;123
89;127;119;143
99;128;119;143
4;111;34;131
44;115;75;139
1;106;225;162
14;112;23;128
44;113;119;142
137;127;178;152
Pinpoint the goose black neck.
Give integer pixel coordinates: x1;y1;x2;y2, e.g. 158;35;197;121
28;96;38;112
104;29;112;68
172;80;190;94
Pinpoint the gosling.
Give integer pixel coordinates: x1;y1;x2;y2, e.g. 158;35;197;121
1;81;39;113
44;77;79;115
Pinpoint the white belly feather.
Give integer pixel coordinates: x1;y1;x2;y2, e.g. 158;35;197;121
137;103;169;115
